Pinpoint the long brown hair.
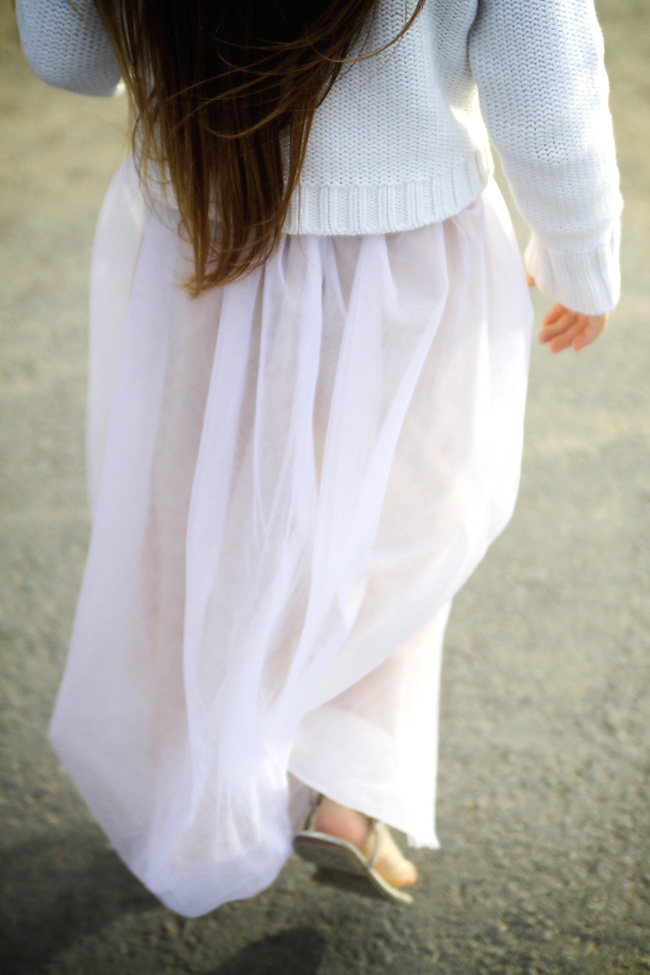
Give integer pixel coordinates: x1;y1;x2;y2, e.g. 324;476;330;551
94;0;426;296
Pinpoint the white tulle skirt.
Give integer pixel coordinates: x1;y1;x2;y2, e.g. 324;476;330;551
49;157;533;917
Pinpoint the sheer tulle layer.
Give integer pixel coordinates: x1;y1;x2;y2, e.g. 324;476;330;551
49;158;533;916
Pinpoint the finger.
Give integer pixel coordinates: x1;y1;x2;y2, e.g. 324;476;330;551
571;314;608;351
571;332;590;352
539;310;578;342
548;319;585;353
541;302;568;327
526;271;536;287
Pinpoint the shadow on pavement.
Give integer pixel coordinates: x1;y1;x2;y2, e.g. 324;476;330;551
0;829;157;973
208;927;326;975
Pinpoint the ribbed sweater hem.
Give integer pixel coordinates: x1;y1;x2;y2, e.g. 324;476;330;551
281;148;492;236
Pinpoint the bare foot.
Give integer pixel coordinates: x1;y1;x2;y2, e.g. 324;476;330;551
313;796;417;889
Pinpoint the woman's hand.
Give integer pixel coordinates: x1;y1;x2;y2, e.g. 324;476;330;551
526;272;608;353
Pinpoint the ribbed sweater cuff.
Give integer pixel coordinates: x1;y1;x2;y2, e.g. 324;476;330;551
524;223;621;315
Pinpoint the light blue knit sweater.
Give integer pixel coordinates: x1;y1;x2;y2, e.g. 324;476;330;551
16;0;622;313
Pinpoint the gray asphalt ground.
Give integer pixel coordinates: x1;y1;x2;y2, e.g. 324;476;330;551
1;2;649;973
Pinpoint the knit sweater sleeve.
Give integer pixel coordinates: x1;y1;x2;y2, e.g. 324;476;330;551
469;0;622;314
16;0;122;97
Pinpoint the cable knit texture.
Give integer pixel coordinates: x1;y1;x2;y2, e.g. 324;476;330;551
16;0;622;313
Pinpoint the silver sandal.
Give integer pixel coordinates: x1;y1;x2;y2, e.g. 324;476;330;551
293;796;414;905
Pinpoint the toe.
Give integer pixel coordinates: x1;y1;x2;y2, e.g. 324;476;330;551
396;860;418;887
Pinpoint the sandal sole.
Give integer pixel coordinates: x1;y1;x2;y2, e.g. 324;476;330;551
293;830;414;905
